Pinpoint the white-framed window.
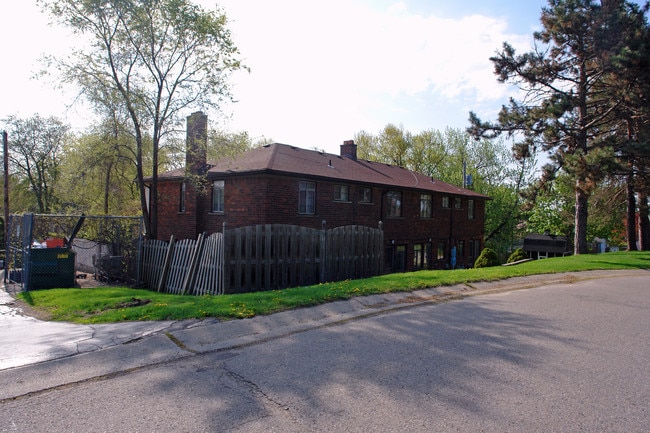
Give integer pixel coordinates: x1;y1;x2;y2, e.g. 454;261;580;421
442;196;450;208
468;199;475;220
386;190;402;217
420;194;432;218
334;185;349;202
212;180;225;213
299;181;316;214
455;197;462;209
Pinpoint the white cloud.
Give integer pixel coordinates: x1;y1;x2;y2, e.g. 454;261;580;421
1;0;536;154
214;0;534;150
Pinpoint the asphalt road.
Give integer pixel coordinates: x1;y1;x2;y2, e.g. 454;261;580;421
1;274;648;432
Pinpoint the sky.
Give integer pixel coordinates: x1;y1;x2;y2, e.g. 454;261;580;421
1;0;567;154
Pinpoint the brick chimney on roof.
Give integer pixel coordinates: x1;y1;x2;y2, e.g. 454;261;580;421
340;140;357;161
186;111;208;175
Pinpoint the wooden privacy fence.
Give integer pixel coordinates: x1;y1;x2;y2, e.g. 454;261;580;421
140;223;383;295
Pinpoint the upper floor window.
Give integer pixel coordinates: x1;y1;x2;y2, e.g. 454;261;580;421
360;187;372;203
334;185;350;202
212;180;225;213
420;194;432;218
468;199;475;220
179;182;186;213
386;190;402;217
299;181;316;214
455;197;462;209
442;196;450;209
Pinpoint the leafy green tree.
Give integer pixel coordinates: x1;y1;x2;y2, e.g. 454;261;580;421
354;130;378;161
2;114;70;213
41;0;246;238
524;177;575;240
469;0;647;254
207;130;269;162
524;171;628;248
408;129;446;176
377;124;411;167
57;128;141;215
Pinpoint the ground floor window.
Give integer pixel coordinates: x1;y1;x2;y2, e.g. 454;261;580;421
385;245;407;272
436;241;446;260
413;243;430;270
468;239;481;263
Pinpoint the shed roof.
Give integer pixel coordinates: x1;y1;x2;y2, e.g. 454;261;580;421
523;233;570;254
159;143;489;199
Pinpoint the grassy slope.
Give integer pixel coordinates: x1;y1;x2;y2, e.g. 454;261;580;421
17;251;650;324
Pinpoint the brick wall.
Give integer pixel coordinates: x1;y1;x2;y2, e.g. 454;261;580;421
156;173;486;271
157;180;201;241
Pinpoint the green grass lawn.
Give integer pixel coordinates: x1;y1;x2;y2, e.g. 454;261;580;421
17;251;650;324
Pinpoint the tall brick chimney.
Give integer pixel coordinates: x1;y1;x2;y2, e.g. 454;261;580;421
340;139;357;161
186;111;208;175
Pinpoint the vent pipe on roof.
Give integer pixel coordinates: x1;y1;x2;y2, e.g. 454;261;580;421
340;139;357;161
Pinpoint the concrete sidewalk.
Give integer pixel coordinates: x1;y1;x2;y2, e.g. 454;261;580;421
1;269;646;401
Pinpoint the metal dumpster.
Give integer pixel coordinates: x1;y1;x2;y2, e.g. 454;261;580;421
26;248;76;290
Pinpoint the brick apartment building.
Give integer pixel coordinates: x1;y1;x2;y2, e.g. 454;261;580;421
152;112;490;272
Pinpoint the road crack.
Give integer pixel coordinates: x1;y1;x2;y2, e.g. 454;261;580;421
223;367;309;430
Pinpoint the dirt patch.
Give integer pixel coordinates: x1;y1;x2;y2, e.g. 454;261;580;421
11;297;53;321
74;274;111;289
113;298;151;309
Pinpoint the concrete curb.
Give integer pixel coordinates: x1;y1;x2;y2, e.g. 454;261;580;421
1;269;647;401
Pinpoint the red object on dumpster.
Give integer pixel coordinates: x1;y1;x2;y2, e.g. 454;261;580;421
45;238;65;248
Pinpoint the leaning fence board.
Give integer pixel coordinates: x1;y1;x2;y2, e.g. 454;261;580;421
164;239;196;294
140;239;169;290
193;233;224;295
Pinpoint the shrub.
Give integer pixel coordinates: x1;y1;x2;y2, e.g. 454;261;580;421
506;248;528;263
474;247;500;268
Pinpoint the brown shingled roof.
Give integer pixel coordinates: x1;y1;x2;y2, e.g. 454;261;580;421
192;143;488;199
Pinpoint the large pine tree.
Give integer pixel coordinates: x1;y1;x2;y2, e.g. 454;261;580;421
470;0;648;254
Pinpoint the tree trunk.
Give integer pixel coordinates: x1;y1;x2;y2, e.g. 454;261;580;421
103;160;113;215
639;190;649;251
574;183;589;254
626;165;638;251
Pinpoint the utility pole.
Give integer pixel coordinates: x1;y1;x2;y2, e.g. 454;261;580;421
3;130;8;277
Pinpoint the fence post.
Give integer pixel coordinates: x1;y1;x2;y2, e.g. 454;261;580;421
221;222;228;294
157;235;175;292
23;213;34;291
319;220;326;283
135;216;145;285
378;221;384;275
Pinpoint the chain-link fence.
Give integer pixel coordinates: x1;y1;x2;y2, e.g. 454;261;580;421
5;213;144;290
